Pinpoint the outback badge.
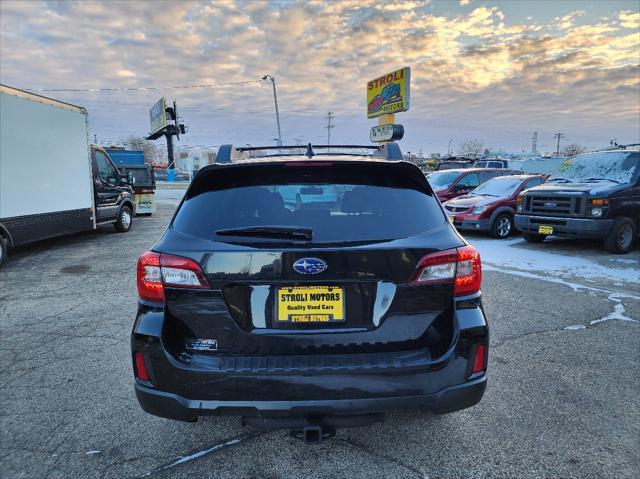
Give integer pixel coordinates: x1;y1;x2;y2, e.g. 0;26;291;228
293;257;327;275
185;339;218;352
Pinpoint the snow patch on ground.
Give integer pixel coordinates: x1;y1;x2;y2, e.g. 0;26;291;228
473;238;639;284
591;294;638;325
164;438;242;469
483;265;639;330
609;258;637;265
565;325;587;331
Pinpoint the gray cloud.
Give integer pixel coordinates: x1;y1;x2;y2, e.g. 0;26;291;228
1;0;638;153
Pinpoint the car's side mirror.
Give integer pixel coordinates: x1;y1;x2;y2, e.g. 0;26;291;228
127;171;135;185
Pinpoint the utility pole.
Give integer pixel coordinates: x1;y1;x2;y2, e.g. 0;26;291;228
447;139;453;157
531;131;538;153
553;132;565;156
325;111;335;146
93;134;98;144
262;75;282;147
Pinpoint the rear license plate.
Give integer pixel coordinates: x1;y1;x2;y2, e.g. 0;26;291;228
538;225;553;235
277;286;344;323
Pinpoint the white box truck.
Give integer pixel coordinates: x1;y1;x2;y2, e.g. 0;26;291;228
0;84;135;267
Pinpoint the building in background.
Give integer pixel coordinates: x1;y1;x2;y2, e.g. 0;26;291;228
175;147;217;180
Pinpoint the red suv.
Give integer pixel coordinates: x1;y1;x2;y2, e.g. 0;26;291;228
443;175;546;238
427;168;513;202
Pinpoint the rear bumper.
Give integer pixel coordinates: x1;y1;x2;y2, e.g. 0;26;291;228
132;300;489;421
515;214;613;238
135;376;486;421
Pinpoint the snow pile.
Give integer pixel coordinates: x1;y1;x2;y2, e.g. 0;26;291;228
472;238;639;284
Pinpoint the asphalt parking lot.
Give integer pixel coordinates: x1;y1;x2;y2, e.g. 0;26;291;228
1;198;639;479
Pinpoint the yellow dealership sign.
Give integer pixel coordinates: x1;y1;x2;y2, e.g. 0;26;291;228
366;67;410;119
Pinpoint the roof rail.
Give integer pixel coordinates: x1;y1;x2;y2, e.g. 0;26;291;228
216;143;404;164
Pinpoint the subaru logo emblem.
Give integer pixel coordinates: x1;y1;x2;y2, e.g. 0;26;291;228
293;257;327;275
544;202;557;208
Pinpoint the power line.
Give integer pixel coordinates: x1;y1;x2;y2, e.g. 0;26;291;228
24;79;262;92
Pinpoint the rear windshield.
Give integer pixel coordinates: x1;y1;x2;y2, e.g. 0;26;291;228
172;162;445;244
125;167;152;187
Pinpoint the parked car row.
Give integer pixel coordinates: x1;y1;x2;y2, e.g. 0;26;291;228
427;149;640;253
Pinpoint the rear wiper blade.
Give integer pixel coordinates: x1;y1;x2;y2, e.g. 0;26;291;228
549;177;573;183
581;177;621;184
216;226;313;241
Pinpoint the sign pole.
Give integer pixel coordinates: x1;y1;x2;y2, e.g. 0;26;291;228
378;113;395;126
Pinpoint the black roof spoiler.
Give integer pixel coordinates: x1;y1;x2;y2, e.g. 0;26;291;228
216;143;404;164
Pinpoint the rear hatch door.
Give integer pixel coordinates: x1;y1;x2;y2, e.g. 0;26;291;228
156;160;464;356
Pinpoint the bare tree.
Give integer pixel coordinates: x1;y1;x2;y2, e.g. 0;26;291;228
124;136;165;164
561;144;587;157
456;139;485;158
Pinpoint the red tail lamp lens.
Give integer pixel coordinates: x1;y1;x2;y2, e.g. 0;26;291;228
454;245;482;296
136;251;209;303
472;344;486;374
411;245;482;297
137;251;164;302
134;352;150;381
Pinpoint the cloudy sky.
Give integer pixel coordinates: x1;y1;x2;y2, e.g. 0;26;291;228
1;0;638;155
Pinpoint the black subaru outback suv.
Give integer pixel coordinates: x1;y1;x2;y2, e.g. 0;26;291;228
515;149;639;254
132;144;488;439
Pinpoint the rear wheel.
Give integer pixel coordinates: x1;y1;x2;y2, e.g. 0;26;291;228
603;217;636;254
490;213;513;239
522;232;546;243
114;205;132;233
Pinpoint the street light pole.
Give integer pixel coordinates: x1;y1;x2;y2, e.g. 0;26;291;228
262;75;282;147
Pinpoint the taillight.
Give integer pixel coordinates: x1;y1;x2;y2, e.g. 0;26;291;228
410;245;482;296
136;251;209;303
454;245;482;296
134;351;150;381
137;251;163;302
472;344;487;374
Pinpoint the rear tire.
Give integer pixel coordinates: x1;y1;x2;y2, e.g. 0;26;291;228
114;205;132;233
490;213;513;239
603;217;636;254
0;235;7;268
522;232;546;243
